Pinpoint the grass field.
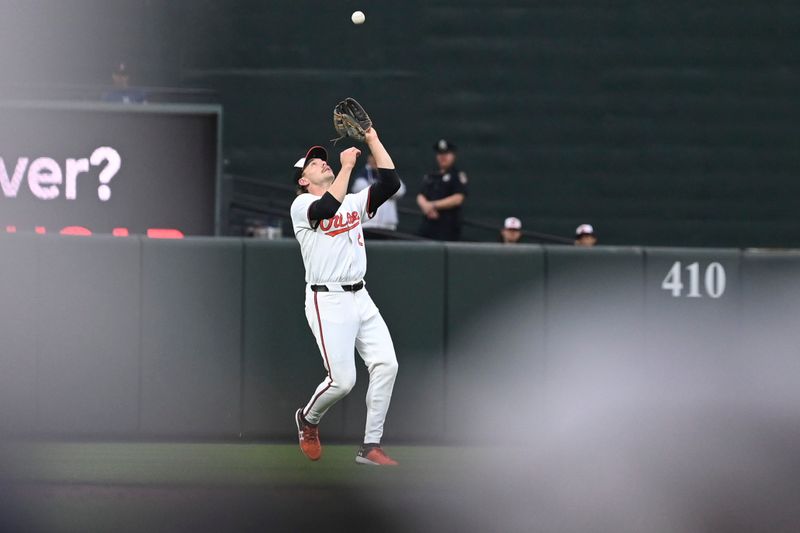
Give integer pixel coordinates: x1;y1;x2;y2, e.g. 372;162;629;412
1;433;792;532
0;442;504;533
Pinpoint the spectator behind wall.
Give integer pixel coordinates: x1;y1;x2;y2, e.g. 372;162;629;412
351;154;406;237
500;217;523;244
575;224;597;247
416;139;468;241
103;62;147;104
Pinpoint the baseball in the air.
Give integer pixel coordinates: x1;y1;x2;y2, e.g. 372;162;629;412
351;11;366;25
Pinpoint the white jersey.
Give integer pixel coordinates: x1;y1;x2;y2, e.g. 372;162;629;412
291;188;373;284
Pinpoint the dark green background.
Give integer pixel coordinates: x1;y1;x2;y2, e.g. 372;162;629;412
1;1;798;246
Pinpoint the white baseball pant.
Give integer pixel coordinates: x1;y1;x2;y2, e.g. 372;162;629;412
301;285;398;444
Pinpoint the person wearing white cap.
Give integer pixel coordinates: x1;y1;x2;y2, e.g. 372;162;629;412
500;217;523;244
575;223;597;247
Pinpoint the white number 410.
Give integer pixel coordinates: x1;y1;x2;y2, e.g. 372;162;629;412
661;261;726;298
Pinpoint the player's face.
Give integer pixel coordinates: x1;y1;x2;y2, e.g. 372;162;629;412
301;158;335;189
575;235;597;247
436;151;456;170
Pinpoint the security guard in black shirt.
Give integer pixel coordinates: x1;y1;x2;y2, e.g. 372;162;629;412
416;139;469;241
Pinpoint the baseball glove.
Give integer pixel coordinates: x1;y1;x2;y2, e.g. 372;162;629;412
332;97;372;143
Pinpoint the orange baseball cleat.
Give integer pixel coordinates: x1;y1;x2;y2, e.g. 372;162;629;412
295;409;322;461
355;444;399;466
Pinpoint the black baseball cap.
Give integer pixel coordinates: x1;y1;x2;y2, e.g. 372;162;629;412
292;145;328;183
433;139;456;153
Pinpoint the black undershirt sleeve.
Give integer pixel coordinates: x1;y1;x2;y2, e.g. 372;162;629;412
307;192;341;229
366;168;402;215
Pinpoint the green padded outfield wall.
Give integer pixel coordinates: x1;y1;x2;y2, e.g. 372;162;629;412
740;251;800;397
4;1;798;247
140;238;244;436
0;236;799;441
644;248;741;369
545;246;646;379
36;236;141;435
444;244;546;439
0;235;37;433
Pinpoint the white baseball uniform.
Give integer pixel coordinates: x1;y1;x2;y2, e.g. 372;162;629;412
291;187;398;444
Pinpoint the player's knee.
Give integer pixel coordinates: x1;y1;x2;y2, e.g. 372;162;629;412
336;374;357;395
384;359;398;377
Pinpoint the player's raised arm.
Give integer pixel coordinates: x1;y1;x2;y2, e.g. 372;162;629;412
365;127;394;169
330;98;400;213
328;147;360;202
364;128;401;214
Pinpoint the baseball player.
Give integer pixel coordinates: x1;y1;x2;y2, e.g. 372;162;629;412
290;126;401;466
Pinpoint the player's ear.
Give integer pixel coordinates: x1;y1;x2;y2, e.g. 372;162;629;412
298;176;310;187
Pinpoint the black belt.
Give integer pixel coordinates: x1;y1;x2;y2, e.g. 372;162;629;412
311;281;364;292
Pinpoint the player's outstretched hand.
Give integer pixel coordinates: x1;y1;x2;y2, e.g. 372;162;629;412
340;147;361;169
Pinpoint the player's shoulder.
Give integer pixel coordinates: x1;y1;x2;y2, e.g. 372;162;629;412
290;193;321;218
291;192;320;209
